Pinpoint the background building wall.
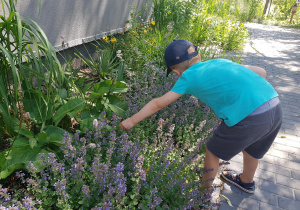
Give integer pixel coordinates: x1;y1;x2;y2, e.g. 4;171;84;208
6;0;152;51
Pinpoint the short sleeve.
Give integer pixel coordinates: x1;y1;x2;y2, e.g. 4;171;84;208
171;74;189;95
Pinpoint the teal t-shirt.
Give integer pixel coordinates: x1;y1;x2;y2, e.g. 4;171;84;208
171;59;278;126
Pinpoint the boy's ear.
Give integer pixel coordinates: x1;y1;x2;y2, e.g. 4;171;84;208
172;68;183;77
197;54;201;61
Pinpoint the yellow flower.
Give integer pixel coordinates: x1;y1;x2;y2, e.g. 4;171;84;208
138;23;143;27
144;30;147;33
103;36;109;41
232;21;235;24
151;21;155;25
150;27;153;31
111;38;117;43
134;31;138;35
240;23;244;27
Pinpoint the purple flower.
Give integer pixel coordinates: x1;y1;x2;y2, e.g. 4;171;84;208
82;185;90;197
54;179;66;194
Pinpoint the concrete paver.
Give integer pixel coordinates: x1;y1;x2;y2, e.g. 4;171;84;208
218;23;300;210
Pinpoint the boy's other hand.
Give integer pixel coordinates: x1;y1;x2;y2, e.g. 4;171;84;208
120;118;135;130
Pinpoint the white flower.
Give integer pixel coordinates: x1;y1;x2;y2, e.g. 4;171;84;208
24;112;31;119
87;143;96;149
93;119;98;127
116;50;123;58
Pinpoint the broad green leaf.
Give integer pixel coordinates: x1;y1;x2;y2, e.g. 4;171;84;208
12;137;30;148
107;96;128;118
44;125;67;137
93;80;128;94
89;92;103;100
29;138;37;148
80;118;95;131
48;133;63;145
53;98;85;125
110;81;128;93
68;103;87;118
37;132;48;145
80;111;91;120
16;129;34;139
0;147;49;179
92;81;111;95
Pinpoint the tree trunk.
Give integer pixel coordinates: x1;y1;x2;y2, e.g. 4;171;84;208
263;0;270;15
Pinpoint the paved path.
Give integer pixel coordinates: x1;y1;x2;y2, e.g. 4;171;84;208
218;23;300;210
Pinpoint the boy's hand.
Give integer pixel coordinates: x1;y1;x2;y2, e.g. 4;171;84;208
120;118;135;130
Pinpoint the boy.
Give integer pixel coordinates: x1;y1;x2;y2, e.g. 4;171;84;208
120;40;282;199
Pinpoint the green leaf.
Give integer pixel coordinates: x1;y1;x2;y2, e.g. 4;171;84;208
58;88;68;99
0;147;49;179
44;126;67;137
110;81;128;93
16;129;34;139
23;91;52;124
37;132;48;145
107;96;128;118
53;98;85;125
29;138;37;148
80;118;95;131
48;133;63;145
82;82;94;94
92;81;111;95
80;111;91;120
12;137;30;148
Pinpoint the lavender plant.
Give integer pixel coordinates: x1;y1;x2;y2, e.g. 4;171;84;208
0;117;213;209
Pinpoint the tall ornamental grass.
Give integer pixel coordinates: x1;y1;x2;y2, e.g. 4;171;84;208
0;0;73;139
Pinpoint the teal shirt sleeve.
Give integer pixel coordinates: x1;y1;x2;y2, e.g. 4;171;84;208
171;74;189;95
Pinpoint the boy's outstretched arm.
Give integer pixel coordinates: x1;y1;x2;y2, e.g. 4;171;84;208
120;91;182;130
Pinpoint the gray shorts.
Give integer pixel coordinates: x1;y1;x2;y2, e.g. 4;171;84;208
207;97;282;161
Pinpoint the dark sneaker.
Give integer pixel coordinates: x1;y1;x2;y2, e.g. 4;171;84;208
221;169;255;193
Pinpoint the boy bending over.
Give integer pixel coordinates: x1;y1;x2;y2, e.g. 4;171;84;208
120;40;282;205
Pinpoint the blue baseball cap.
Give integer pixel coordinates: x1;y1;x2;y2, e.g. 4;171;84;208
164;39;198;77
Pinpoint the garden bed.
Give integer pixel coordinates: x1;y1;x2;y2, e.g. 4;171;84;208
1;0;277;209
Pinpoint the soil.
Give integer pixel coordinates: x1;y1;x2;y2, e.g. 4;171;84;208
0;136;11;153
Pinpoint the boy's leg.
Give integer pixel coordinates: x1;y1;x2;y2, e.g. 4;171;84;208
222;150;258;183
202;146;220;188
240;150;259;183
